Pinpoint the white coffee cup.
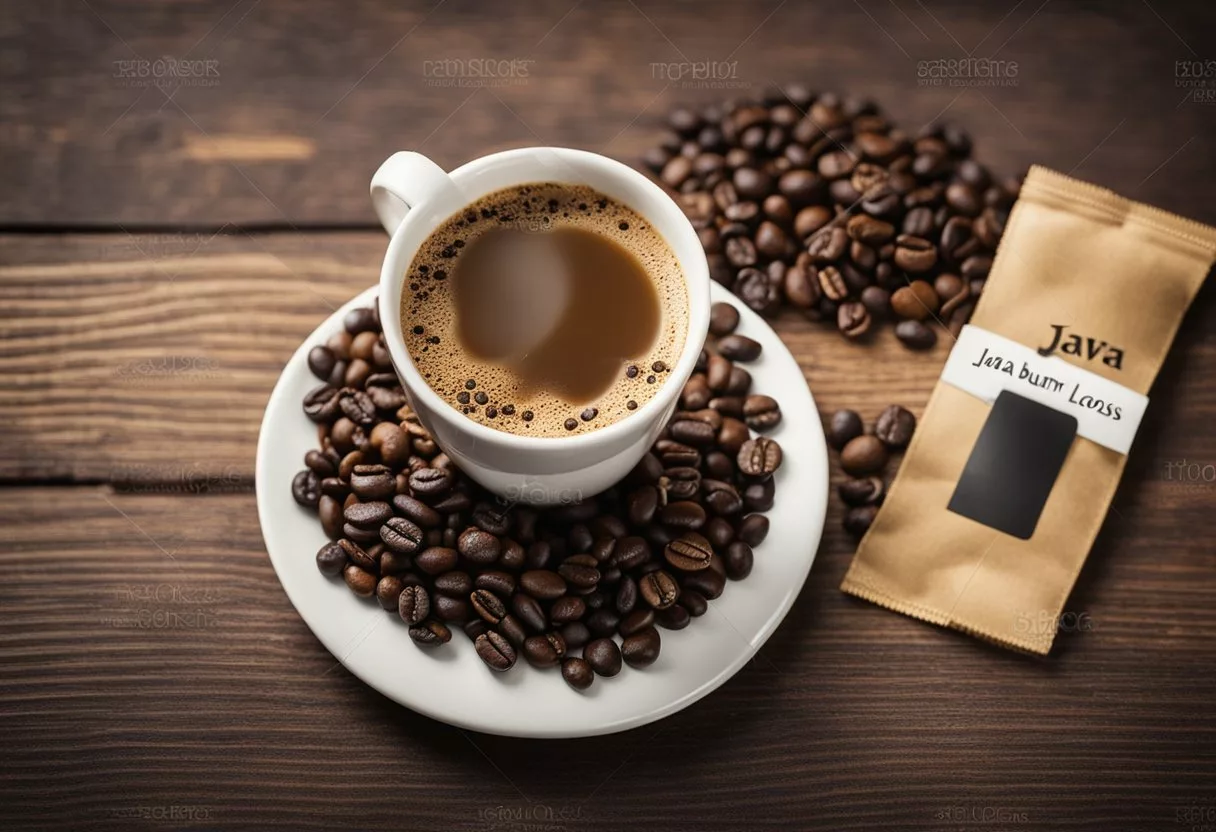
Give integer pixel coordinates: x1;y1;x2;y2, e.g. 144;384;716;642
371;148;710;505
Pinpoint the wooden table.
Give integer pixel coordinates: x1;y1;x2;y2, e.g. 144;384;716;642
3;2;1215;829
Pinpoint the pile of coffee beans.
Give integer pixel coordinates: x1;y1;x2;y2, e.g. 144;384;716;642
826;405;916;537
642;85;1020;348
293;300;782;691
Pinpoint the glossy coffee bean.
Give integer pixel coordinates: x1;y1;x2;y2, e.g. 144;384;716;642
522;633;566;668
584;638;623;677
874;404;916;448
398;585;430;625
475;631;517;671
737;514;770;547
315;541;347;577
621;627;662;668
561;657;595;690
840;435;889;476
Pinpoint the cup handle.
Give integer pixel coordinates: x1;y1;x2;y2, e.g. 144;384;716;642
369;152;457;235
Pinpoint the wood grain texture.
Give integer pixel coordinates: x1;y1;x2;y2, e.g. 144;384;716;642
0;487;1212;832
2;0;1215;226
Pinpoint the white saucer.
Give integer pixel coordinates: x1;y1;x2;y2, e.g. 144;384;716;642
255;283;828;738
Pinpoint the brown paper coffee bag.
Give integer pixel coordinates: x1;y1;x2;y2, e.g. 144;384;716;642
841;166;1216;654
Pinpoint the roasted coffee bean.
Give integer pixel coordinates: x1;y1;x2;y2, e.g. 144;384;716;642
315;541;347;577
681;564;726;600
807;226;848;263
665;533;714;571
739;474;768;513
432;593;470;622
338;390;376;426
669;419;716;447
523;632;566;668
308;345;337;381
611;536;650;570
474;570;516;598
319;495;343;540
709;301;740;336
679;589;709;617
561;657;594;690
717;417;750;455
893;235;938;273
737;513;770;547
681;375;712;411
409;619;451;646
844;504;879;537
622;603;661;637
816;264;848;301
736;267;780;315
375;575;404;610
659;501;706;530
338;539;378;573
639;570;680;609
511;593;547;633
840;435;889;476
895;319;937;350
343;522;380;545
621;627;662;668
338;450;365;481
724;541;754;580
303;385;342;423
738;437;783;477
318;476;347;496
890;280;939;321
656;604;691;630
471;588;507;624
839;476;885;506
783;263;821;309
585;638;623;677
414;546;458;576
344;501;392;529
391;494;441;528
837;301;871;338
381;516;424;554
409;467;454;499
549;596;586;626
627;485;660;525
875;404;916;448
557;555;601;589
433;570;472;597
827;410;864;450
674;408;723;431
586;607;622;638
458;528;501;566
344;307;378;335
860;285;891;319
847;214;895;245
725;365;752;396
614;574;639;615
292;469;321;508
704;516;735;550
398;584;430;625
704;482;743;516
343;564;376;597
520;569;567;601
718;334;762;362
475;631;517;672
494;614;527;648
305;449;336;478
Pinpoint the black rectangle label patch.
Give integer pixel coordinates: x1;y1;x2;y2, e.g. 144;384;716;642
947;390;1077;540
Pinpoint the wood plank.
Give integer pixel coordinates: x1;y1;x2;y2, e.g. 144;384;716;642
4;231;1215;507
3;0;1215;225
0;487;1212;831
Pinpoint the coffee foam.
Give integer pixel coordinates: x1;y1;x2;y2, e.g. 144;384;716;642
401;183;688;437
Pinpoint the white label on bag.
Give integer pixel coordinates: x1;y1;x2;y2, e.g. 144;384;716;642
940;325;1148;454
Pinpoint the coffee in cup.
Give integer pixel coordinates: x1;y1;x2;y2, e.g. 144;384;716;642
399;182;688;437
